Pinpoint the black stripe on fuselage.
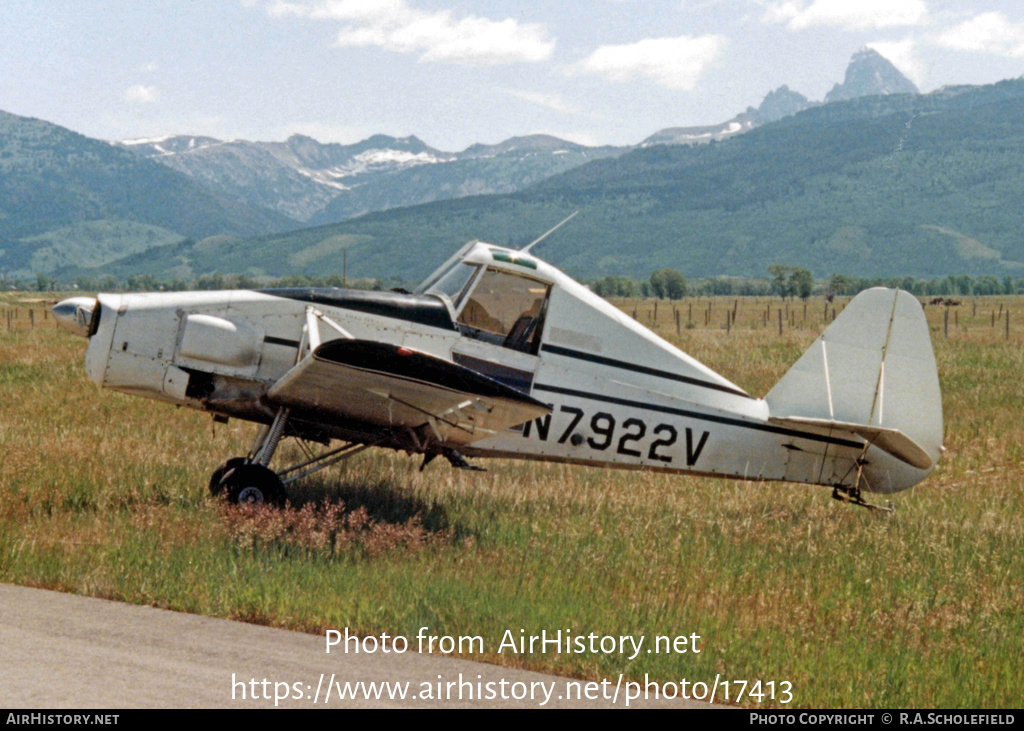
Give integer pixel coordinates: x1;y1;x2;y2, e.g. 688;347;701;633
264;335;301;348
539;343;751;399
532;382;864;450
259;288;457;331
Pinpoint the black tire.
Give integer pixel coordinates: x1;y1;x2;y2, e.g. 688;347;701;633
209;457;248;497
221;464;286;507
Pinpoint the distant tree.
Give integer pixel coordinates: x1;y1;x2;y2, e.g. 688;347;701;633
768;265;813;300
952;275;974;295
126;273;159;291
196;272;226;290
592;276;640;297
827;273;851;297
791;268;813;300
75;276;100;292
650;268;687;300
649;271;666;299
768;265;793;299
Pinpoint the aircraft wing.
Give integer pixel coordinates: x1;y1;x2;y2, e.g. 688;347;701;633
266;340;550;446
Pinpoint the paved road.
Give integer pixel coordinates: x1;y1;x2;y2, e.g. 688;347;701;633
0;584;709;709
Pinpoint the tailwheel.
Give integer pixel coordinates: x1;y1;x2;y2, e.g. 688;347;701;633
218;462;287;507
831;486;894;513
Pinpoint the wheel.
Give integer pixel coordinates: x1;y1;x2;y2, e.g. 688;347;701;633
209;457;248;497
220;464;286;507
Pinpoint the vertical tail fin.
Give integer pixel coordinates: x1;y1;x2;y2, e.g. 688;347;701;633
765;288;943;489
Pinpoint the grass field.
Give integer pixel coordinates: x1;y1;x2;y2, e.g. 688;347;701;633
1;293;1022;708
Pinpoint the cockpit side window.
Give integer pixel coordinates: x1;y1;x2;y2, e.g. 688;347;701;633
456;268;550;355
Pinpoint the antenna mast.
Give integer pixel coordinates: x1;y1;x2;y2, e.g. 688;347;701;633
519;211;579;253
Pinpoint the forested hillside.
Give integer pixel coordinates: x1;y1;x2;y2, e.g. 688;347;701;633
0;111;293;278
57;78;1024;283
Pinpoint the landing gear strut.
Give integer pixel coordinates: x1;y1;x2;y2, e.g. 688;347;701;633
208;407;381;507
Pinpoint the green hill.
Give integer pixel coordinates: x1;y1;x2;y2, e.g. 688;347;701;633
0;110;294;278
77;78;1024;282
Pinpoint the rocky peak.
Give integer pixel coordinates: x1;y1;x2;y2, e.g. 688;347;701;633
754;85;811;124
825;47;918;104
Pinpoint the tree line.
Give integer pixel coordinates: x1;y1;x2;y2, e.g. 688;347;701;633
590;268;1024;299
7;268;1024;297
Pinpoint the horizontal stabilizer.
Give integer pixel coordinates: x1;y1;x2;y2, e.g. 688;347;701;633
769;416;933;470
267;340;550;446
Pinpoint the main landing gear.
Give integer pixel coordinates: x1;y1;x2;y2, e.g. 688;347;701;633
209;407;376;507
212;462;286;507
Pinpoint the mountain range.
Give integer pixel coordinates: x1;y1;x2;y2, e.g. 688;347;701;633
4;47;1020;283
114;132;625;226
640;47;916;147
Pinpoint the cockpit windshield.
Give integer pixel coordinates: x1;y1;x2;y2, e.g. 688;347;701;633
428;262;480;309
415;240;479;295
417;242;552;355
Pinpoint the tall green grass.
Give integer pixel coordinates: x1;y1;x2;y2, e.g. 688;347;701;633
1;295;1021;707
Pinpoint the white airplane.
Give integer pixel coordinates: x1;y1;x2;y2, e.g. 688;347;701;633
53;233;943;511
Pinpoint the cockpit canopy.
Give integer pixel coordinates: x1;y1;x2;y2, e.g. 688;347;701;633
417;242;553;355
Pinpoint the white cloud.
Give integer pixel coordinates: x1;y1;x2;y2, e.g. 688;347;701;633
124;85;159;104
574;34;726;91
866;38;926;86
269;0;406;23
268;0;554;65
932;12;1024;57
763;0;928;31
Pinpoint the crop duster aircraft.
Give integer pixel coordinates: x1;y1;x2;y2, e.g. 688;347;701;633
54;230;942;511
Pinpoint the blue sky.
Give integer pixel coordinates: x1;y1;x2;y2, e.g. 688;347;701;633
2;1;1023;150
